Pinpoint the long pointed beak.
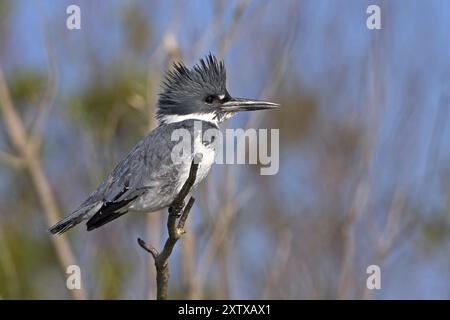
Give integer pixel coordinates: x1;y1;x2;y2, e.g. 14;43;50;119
220;97;280;112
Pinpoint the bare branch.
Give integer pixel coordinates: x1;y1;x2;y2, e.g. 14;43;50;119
262;230;293;299
0;149;23;169
178;197;195;230
138;157;199;300
362;189;406;299
189;196;236;299
218;0;252;56
29;27;58;151
137;238;159;260
337;179;370;299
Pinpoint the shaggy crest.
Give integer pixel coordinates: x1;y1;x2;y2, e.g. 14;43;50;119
157;53;227;121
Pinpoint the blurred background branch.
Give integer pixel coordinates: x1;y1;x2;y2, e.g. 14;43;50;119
0;68;86;300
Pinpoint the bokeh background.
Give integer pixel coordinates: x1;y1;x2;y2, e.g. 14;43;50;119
1;0;450;299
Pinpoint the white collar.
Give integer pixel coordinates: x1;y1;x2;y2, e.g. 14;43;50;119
159;113;219;126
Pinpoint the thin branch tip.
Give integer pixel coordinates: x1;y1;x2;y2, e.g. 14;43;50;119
137;237;159;259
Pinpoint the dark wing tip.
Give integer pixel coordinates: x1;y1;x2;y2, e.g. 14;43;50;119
48;220;74;235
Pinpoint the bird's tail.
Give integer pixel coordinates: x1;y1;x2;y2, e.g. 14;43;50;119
49;201;103;235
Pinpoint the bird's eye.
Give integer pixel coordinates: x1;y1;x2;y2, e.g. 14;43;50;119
205;95;216;104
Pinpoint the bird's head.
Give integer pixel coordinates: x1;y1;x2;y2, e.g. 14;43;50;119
157;53;279;125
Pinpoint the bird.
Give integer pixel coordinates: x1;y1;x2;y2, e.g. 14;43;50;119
49;53;279;234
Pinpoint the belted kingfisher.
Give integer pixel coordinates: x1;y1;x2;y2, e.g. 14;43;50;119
49;54;279;234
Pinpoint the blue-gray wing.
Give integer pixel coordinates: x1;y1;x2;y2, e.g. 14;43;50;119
84;124;187;230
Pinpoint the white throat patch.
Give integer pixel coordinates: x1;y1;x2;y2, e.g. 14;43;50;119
160;113;219;126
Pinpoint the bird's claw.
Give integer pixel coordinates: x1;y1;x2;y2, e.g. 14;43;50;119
169;200;185;217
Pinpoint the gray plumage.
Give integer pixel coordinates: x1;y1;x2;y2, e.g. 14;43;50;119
49;53;278;234
50;120;216;233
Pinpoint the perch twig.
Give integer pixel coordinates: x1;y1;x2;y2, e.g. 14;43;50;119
138;155;200;300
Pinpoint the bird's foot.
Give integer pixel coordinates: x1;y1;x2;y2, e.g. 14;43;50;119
169;200;185;217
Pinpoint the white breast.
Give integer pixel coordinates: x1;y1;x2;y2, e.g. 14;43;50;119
129;137;215;213
178;134;216;193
